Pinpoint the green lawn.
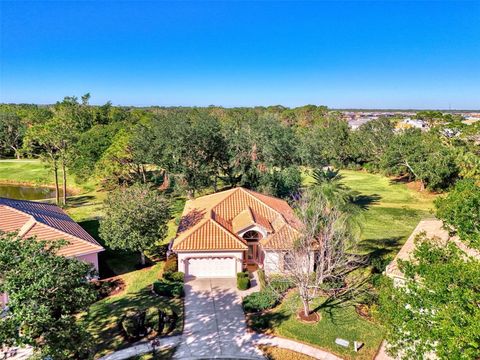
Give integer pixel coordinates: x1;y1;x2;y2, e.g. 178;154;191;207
0;159;53;185
249;292;384;360
304;169;436;259
81;262;183;359
0;159;90;191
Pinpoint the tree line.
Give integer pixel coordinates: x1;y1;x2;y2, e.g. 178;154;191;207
1;96;479;202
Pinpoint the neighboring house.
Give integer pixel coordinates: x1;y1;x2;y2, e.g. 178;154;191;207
385;218;480;286
0;197;104;306
396;118;427;131
348;118;372;130
171;187;303;278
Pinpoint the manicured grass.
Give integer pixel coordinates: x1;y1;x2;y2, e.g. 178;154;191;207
0;159;52;185
303;169;436;258
0;159;89;190
81;262;183;359
250;292;384;360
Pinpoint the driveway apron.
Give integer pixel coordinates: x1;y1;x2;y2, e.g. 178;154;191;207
174;278;263;359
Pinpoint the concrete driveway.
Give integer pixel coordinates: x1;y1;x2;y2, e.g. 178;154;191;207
174;278;264;359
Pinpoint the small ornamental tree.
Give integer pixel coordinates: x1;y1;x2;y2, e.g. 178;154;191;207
0;232;97;359
99;183;170;265
435;179;480;249
270;187;364;317
379;236;480;360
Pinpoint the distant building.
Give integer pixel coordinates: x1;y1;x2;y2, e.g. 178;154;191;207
396;118;427;131
348;118;372;130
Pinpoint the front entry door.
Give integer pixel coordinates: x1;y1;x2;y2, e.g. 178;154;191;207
247;244;258;263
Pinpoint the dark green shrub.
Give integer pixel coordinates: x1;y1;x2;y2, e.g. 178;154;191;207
165;271;184;283
237;276;250;290
153;279;184;298
371;256;392;273
242;289;280;313
121;310;146;340
163;255;178;278
268;276;293;294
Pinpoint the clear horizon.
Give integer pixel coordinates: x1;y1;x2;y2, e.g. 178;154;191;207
1;1;479;109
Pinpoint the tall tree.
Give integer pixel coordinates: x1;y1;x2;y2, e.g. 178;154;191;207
379;236;480;360
0;111;26;159
0;232;97;359
99;184;170;265
24;121;61;204
435;179;480;249
381;129;458;191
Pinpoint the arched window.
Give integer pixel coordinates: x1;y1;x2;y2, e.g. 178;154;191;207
242;230;261;241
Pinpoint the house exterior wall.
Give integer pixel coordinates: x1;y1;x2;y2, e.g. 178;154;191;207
177;251;244;274
263;250;315;275
75;252;100;272
263;251;280;274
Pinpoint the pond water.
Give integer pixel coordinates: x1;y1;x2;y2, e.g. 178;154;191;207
0;184;66;201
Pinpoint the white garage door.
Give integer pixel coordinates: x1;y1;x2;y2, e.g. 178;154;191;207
186;257;236;278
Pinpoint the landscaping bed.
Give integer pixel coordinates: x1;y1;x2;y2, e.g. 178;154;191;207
247;291;384;360
81;262;184;359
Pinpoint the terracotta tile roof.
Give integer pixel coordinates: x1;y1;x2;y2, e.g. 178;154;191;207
260;223;300;250
0;198;104;257
173;219;247;251
232;207;255;234
172;187;299;251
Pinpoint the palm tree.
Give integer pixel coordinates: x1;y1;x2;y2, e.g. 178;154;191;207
311;168;357;209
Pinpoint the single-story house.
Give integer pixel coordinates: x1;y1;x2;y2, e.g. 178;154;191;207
385;218;480;286
0;197;104;306
171;187;303;278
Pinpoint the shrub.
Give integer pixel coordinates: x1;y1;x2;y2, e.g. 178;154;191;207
257;269;266;289
153;279;184;298
371;256;392;273
163;255;178;278
121;310;147;340
145;305;179;335
165;271;184;283
237;276;250;290
237;271;248;279
268;276;293;294
242;289;280;313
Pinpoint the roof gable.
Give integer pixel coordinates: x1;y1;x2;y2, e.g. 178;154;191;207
173;187;300;251
173;218;247;251
0;198;104;257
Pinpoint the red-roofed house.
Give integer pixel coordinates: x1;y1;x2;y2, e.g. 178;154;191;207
171;187;305;278
0;197;104;306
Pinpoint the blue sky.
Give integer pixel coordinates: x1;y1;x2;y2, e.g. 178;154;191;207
1;1;479;109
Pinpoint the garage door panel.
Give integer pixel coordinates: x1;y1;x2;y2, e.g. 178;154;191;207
186;257;236;278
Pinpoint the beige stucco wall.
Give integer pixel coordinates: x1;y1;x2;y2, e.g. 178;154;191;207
177;251;244;274
75;252;100;272
263;251;280;274
263;250;315;275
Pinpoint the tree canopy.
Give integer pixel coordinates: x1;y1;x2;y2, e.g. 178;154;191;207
99;183;171;264
435;179;480;249
0;232;97;359
379;236;480;360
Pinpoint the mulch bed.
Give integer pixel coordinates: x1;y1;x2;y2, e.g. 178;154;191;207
355;304;374;321
296;309;321;323
93;277;126;299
